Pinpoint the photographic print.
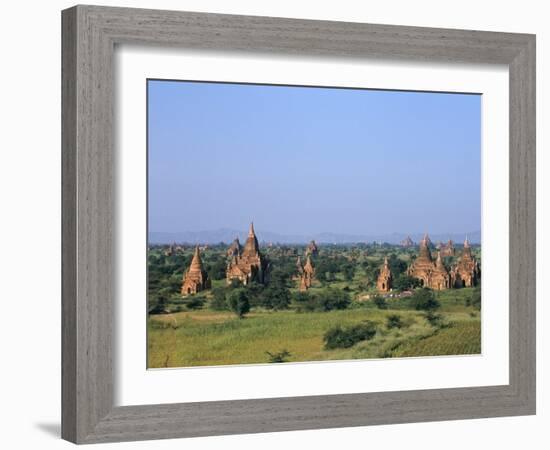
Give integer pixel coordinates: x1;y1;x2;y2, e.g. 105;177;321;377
147;80;482;368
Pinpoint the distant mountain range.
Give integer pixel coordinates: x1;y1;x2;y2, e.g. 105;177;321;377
149;229;481;245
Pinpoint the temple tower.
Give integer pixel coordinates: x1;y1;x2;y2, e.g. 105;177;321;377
227;237;242;258
377;256;393;292
440;239;456;257
181;246;211;295
299;255;316;291
400;236;414;248
305;240;319;257
226;222;268;285
431;251;451;290
407;234;450;290
451;237;480;287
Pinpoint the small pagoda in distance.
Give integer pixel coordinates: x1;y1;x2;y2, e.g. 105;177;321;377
299;255;316;291
400;236;414;248
377;256;393;292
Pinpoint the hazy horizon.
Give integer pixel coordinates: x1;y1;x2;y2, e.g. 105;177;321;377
148;228;481;245
148;80;481;236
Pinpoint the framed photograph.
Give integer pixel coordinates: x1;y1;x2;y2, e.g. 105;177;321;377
62;5;536;444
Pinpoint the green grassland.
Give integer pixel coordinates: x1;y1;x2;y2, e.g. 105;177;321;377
147;244;481;368
148;299;480;368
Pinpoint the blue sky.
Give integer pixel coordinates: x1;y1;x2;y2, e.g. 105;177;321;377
148;80;481;236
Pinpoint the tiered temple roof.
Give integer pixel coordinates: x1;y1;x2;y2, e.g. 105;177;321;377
227;237;242;258
377;256;393;292
439;239;456;257
226;223;268;285
299;255;316;291
407;234;450;290
181;246;211;295
451;237;480;287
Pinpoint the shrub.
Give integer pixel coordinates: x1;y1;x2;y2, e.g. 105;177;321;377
207;257;227;280
266;349;291;363
244;282;265;307
342;265;355;281
386;314;403;329
261;286;291;310
292;291;317;312
210;287;229;310
372;295;388;310
323;321;377;350
227;288;250;319
148;295;168;315
424;310;444;327
469;288;481;310
316;288;351;311
410;288;440;311
184;296;205;310
393;274;421;291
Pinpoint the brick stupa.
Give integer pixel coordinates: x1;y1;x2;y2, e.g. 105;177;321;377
299;255;316;291
226;223;268;285
181;245;211;295
451;237;480;287
377;256;393;292
407;234;450;290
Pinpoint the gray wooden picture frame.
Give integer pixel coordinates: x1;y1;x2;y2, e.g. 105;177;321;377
61;5;536;444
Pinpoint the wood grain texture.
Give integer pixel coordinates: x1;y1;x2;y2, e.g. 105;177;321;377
61;5;536;444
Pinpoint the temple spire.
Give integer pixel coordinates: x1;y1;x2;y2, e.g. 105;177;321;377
190;245;202;269
181;245;210;295
248;222;255;237
304;255;314;272
418;233;432;261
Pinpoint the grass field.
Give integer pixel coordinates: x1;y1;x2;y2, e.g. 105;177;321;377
148;303;481;368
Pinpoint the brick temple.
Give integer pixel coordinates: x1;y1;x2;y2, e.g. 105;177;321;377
305;240;319;257
377;256;393;292
450;237;481;287
407;234;480;290
407;234;451;290
226;222;268;285
438;239;456;257
299;255;316;291
181;245;211;295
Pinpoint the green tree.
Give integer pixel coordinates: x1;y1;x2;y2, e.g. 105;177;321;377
317;288;351;311
323;321;377;350
386;314;402;329
210;287;228;310
244;282;265;307
292;291;317;312
372;295;388;310
184;295;205;310
207;257;227;280
148;294;168;314
393;274;420;291
342;264;355;281
470;287;481;310
227;288;250;318
262;286;291;310
410;288;440;311
266;349;291;363
387;254;407;277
